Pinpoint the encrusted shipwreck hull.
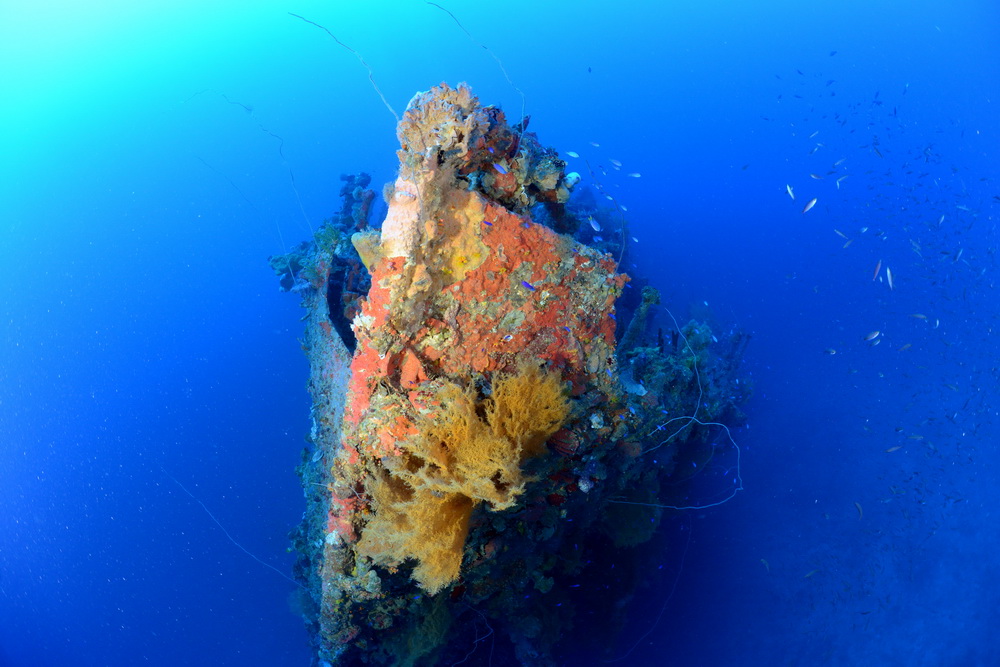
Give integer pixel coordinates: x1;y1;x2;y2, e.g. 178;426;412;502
281;83;749;666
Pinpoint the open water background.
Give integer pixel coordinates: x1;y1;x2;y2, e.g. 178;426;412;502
2;1;998;665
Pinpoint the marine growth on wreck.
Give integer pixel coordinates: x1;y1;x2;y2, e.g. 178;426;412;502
272;83;749;666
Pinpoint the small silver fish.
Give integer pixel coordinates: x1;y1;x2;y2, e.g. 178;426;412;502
589;141;600;147
588;217;601;232
627;172;641;178
610;159;622;167
494;163;508;175
566;151;580;158
786;184;795;200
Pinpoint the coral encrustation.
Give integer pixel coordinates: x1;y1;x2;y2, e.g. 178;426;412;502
313;82;629;665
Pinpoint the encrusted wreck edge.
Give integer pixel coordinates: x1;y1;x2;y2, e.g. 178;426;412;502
278;83;752;667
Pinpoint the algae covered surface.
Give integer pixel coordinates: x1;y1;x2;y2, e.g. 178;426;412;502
277;83;749;666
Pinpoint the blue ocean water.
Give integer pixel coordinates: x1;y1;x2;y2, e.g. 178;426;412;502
1;0;998;665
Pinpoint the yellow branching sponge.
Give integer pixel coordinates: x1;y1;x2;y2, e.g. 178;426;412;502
356;363;571;594
486;363;573;462
359;472;474;593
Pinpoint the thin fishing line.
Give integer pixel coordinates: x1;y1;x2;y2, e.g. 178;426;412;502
195;156;299;283
288;12;399;123
642;306;703;453
161;465;304;588
425;2;527;151
603;515;694;663
212;90;314;236
450;603;496;666
609;416;744;510
609;307;744;509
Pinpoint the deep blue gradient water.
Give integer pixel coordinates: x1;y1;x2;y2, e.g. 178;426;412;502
2;1;998;665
